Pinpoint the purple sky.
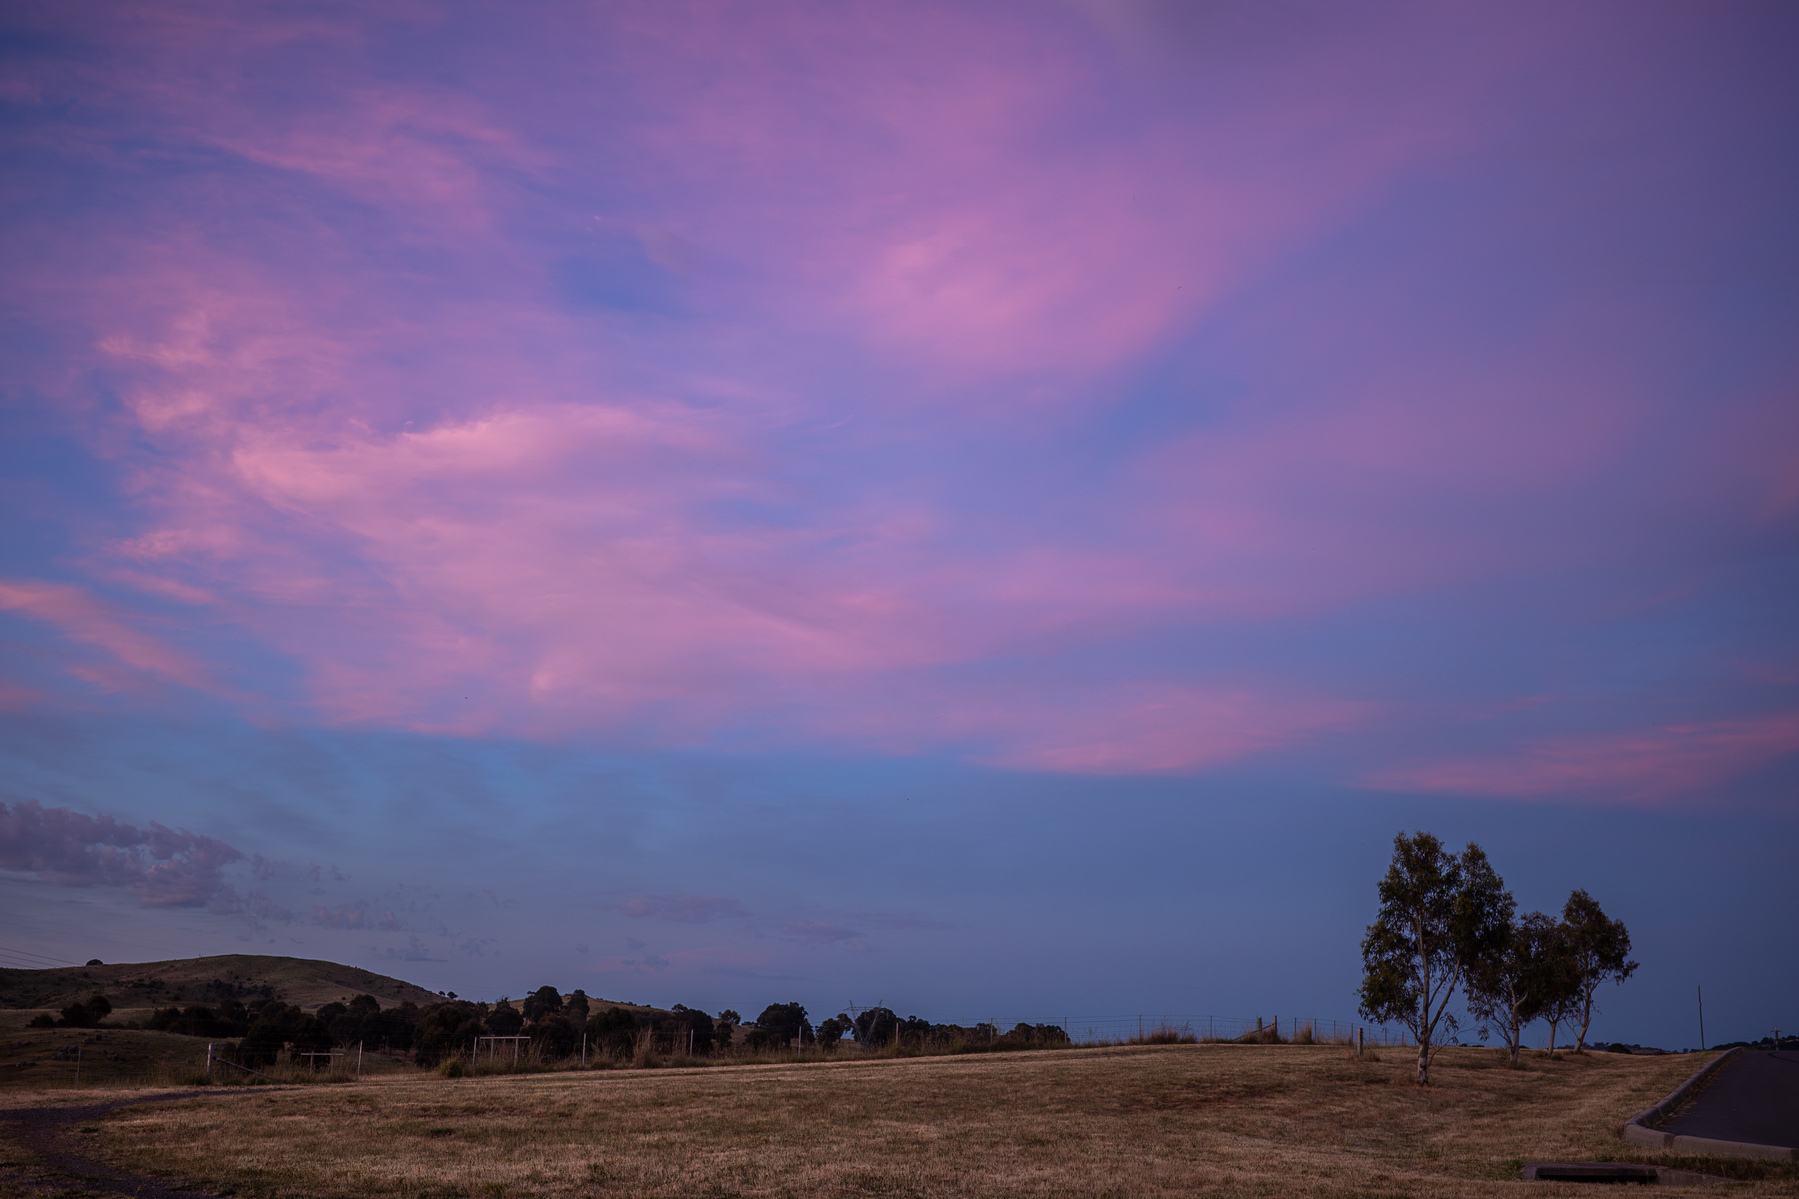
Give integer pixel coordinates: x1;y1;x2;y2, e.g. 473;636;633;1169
2;1;1795;1047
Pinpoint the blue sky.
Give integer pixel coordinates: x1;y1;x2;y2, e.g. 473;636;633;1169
1;0;1795;1048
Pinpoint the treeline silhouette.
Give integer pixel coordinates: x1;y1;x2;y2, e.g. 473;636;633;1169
30;983;1075;1069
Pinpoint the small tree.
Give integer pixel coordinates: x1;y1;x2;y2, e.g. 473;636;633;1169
817;1013;852;1050
522;986;563;1023
755;1002;812;1047
487;1000;524;1037
1359;832;1510;1084
1539;919;1584;1056
1562;889;1637;1051
1467;910;1562;1064
587;1006;640;1056
853;1006;899;1046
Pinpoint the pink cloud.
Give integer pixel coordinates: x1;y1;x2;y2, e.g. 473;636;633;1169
1367;712;1799;805
955;684;1366;775
617;894;750;924
0;578;228;697
3;0;1791;801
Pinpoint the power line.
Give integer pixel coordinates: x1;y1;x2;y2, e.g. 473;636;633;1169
0;943;80;967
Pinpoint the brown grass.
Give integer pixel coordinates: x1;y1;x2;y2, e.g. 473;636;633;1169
3;1044;1792;1197
0;953;446;1012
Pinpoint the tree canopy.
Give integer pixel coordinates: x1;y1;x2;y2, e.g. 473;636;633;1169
1358;832;1510;1084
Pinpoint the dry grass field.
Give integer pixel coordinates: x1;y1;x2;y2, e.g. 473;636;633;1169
3;1044;1795;1198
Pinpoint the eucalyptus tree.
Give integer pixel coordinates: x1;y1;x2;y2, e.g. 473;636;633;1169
1359;832;1511;1084
1466;909;1557;1064
1562;889;1638;1052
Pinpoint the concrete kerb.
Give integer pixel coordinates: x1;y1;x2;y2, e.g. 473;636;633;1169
1621;1047;1799;1162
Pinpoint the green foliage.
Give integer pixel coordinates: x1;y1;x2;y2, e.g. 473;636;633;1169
528;1011;579;1057
673;1006;714;1053
1562;889;1637;1050
522;986;563;1023
852;1006;898;1045
756;1002;812;1046
817;1014;852;1049
1466;910;1557;1061
414;1001;488;1068
311;994;419;1051
487;1000;524;1036
238;1001;332;1066
586;1005;641;1055
148;998;252;1037
1359;832;1511;1083
57;993;113;1028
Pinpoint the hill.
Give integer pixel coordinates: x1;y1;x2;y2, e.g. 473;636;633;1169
0;954;445;1012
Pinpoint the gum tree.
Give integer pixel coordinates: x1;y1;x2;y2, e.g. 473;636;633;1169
1466;910;1559;1064
1563;889;1637;1051
1359;832;1510;1084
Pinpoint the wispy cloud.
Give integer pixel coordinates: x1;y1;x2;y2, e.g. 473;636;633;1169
616;894;750;924
1366;712;1799;805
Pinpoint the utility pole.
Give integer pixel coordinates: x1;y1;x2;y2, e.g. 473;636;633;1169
1697;985;1705;1051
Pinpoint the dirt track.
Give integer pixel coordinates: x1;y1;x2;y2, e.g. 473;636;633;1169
0;1091;241;1197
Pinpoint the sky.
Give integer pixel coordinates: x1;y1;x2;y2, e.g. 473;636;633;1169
1;0;1795;1050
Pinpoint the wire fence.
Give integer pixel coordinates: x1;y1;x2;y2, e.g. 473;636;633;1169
945;1014;1411;1047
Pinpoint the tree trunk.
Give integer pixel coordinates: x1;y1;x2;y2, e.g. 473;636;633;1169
1510;1012;1520;1064
1415;917;1430;1085
1576;991;1594;1052
1546;1017;1558;1056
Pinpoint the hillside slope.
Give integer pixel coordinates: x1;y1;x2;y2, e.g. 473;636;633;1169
0;954;445;1012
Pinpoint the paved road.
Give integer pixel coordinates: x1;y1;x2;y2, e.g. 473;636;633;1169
1659;1049;1799;1149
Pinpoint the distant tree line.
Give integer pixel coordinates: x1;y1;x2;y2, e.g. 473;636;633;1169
30;981;1078;1068
1359;831;1637;1084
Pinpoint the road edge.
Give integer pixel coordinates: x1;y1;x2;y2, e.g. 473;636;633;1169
1621;1047;1797;1162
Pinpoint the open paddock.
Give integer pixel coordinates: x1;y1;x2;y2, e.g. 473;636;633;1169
4;1044;1795;1197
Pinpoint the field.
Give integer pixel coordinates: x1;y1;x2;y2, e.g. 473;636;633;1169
4;1043;1795;1198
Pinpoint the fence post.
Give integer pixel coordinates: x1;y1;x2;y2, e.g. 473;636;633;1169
357;1041;363;1080
207;1042;213;1078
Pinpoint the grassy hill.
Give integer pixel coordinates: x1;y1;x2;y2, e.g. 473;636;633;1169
0;954;445;1012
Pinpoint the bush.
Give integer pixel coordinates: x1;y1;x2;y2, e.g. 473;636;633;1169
586;1006;641;1057
58;994;112;1028
414;1002;488;1068
528;1012;579;1058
